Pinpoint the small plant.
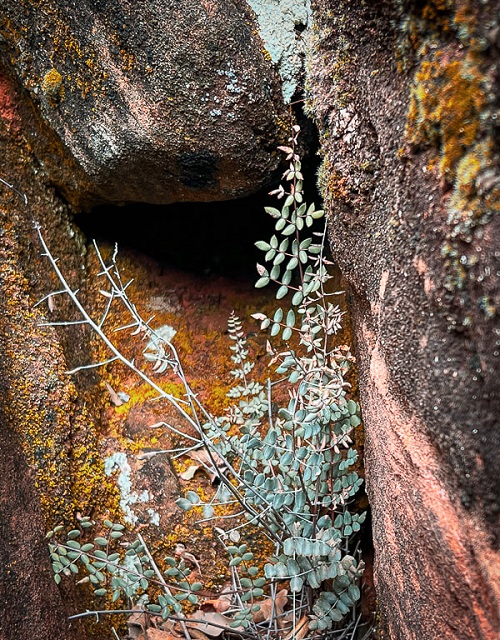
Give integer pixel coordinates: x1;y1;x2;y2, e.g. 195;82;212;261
47;517;202;618
39;125;366;639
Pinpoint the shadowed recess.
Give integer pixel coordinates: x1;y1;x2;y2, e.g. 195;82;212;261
75;189;280;279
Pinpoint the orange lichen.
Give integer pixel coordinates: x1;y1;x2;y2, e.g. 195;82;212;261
327;170;350;202
41;68;64;102
401;0;499;297
448;140;500;240
420;0;453;34
405;50;485;182
120;49;135;73
396;1;483;72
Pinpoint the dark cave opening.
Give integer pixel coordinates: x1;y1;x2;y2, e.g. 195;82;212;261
75;188;280;280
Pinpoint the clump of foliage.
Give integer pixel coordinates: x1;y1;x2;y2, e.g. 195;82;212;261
39;124;366;639
47;517;201;614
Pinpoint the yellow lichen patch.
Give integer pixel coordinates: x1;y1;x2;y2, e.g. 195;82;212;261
114;380;186;418
41;68;64;100
453;148;482;200
448;140;500;240
405;49;486;182
69;439;121;514
262;48;272;63
199;379;233;416
0;218;121;531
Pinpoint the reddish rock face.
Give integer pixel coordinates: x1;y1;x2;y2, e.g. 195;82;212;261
307;0;500;637
0;425;80;640
0;0;287;206
0;67;87;640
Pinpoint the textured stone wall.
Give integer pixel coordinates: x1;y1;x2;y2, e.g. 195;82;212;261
306;1;500;637
0;64;90;640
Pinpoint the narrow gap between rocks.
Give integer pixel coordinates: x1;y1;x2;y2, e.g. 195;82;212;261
73;143;374;636
75;117;322;281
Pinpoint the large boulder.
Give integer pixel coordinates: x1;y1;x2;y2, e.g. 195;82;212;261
0;0;288;206
307;0;500;637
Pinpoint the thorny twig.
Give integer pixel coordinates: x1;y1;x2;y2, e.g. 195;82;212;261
35;223;285;543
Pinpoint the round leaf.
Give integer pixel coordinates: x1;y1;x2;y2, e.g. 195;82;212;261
290;576;303;592
255;277;270;289
186;490;200;505
176;498;193;511
276;285;288;300
203;504;214;519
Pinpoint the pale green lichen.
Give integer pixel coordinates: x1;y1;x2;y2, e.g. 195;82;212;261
246;0;311;102
104;452;160;526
